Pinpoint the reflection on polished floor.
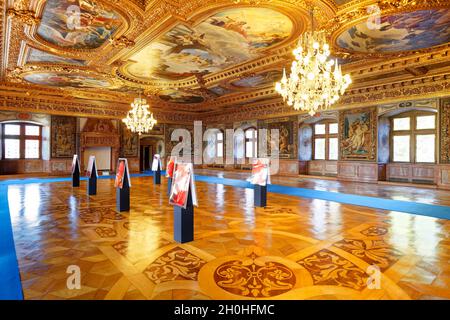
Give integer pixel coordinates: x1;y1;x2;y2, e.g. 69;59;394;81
9;177;450;300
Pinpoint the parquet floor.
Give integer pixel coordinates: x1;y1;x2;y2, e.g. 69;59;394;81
8;176;450;300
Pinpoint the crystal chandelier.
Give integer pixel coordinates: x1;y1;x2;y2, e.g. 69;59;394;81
122;96;157;135
275;10;352;116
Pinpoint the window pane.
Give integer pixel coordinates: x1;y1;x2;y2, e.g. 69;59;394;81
25;125;40;136
314;138;326;160
329;138;338;160
217;142;223;157
217;132;223;141
246;141;253;158
245;129;254;139
315;124;326;135
25;140;40;159
5;139;20;159
393;118;410;131
329;123;338;134
393;135;410;162
416;135;435;163
416;115;435;130
4;124;20;135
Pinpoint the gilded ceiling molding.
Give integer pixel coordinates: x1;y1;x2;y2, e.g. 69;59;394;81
0;86;197;123
345;46;450;80
110;36;135;49
201;75;450;123
7;0;40;26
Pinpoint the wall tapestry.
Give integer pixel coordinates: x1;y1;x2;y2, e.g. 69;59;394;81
51;116;76;158
263;117;297;159
440;99;450;163
340;107;377;161
120;123;139;157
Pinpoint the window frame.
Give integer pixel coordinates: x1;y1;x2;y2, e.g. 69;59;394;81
244;127;258;159
390;111;437;164
215;130;224;158
312;121;339;161
1;122;42;160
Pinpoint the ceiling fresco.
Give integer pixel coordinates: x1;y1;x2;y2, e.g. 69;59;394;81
2;0;450;119
24;72;112;89
27;48;86;65
230;70;282;88
158;89;205;104
125;7;293;81
37;0;123;50
337;9;450;53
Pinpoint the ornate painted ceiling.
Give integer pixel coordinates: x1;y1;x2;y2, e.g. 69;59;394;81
0;0;449;123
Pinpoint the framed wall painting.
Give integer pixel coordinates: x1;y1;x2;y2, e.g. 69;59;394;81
339;107;377;161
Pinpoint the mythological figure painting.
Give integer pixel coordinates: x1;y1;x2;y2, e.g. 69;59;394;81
340;108;377;161
51;116;76;158
126;7;293;81
37;0;122;49
266;119;295;159
337;9;450;53
120;123;138;157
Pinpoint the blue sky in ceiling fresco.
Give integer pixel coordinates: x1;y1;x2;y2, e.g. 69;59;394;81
337;9;450;53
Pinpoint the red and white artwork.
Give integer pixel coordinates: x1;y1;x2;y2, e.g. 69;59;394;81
249;158;271;186
152;154;162;171
169;163;198;209
166;156;177;178
115;158;131;189
86;155;98;178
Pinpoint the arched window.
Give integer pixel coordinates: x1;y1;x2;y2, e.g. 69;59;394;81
216;130;224;158
391;111;437;163
245;127;257;158
313;121;338;160
1;122;42;159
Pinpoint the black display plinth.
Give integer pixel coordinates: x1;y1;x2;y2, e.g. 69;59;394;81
87;162;97;196
116;167;130;212
174;188;194;243
72;165;80;188
254;184;267;207
167;177;172;196
153;164;161;185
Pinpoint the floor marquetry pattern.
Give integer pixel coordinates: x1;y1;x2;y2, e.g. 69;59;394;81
7;176;450;300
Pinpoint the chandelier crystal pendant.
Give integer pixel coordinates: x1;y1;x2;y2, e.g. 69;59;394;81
275;10;352;116
122;97;157;135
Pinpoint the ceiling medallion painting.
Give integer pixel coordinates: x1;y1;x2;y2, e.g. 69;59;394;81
27;48;86;66
36;0;123;50
24;72;113;89
158;89;205;104
124;7;293;81
337;9;450;53
230;70;282;89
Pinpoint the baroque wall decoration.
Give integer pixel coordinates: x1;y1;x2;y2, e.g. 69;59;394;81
440;98;450;163
51;115;76;158
339;107;377;161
